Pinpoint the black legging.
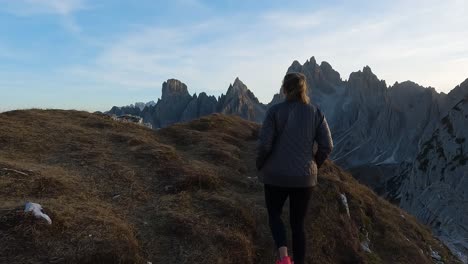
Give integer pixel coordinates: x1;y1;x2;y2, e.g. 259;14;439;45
264;184;313;264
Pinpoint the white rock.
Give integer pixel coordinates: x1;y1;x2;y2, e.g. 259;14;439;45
24;202;52;224
340;193;350;218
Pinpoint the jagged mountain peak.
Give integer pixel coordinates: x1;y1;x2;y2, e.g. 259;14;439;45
225;78;261;105
306;56;317;65
319;60;332;69
198;91;211;98
232;77;246;90
349;65;378;81
448;78;468;98
285;57;342;96
441;78;468;113
227;77;249;95
218;78;265;122
291;60;302;68
302;56;318;70
363;65;372;73
319;61;342;85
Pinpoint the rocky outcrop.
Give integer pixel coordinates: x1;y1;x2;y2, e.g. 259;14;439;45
150;79;194;128
399;97;468;262
217;78;266;123
180;92;218;122
128;79;217;128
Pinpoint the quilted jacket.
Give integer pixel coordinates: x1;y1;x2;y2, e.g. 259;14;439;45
256;100;333;187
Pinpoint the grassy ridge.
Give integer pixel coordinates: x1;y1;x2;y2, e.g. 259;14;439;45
0;110;459;263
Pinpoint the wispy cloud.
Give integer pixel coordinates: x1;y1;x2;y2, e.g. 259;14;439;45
0;0;87;33
1;0;86;15
62;0;468;104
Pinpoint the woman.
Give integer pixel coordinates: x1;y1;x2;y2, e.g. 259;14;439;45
256;72;333;264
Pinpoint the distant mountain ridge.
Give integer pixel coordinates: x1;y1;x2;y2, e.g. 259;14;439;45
108;77;266;128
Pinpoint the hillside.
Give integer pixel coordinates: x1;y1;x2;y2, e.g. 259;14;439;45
0;110;460;264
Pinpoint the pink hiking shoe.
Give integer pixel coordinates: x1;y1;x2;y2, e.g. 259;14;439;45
276;256;293;264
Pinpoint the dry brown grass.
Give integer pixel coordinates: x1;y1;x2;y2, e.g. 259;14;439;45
0;110;460;264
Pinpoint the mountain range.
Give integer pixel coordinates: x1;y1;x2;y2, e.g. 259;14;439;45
108;77;266;128
108;56;468;261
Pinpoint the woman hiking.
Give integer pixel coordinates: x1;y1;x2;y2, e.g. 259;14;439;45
256;72;334;264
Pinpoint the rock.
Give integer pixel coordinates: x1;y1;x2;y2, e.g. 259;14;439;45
431;246;442;261
24;202;52;225
340;193;350;218
152;79;194;128
180;92;217;122
360;230;372;253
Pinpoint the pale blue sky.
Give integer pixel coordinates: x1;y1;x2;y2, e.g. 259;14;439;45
0;0;467;112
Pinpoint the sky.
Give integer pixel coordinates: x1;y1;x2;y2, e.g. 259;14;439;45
0;0;467;112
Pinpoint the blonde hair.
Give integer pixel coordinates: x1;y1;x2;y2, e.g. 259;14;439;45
282;72;310;104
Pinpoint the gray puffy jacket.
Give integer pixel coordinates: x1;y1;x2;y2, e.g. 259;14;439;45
256;100;333;187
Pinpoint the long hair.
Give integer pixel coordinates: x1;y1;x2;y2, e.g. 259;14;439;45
282;72;310;104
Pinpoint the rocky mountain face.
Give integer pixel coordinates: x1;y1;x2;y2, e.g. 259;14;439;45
217;77;266;123
108;78;265;128
180;92;218;122
398;93;468;262
281;58;441;170
149;79;195;128
269;58;468;262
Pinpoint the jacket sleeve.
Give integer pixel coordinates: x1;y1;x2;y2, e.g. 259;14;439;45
315;110;333;168
256;108;276;170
